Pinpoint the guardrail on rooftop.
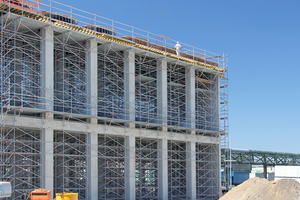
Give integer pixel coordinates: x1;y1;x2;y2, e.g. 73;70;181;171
1;0;226;71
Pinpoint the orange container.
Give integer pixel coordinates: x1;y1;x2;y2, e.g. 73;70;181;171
30;190;51;200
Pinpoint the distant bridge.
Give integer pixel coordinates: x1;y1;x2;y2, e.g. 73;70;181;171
221;148;300;188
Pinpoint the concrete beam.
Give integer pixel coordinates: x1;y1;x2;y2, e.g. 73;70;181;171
125;136;135;199
2;115;220;144
86;39;98;117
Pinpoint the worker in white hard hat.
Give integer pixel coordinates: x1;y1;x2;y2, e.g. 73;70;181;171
175;41;182;56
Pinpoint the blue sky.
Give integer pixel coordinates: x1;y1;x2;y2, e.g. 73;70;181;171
55;0;300;153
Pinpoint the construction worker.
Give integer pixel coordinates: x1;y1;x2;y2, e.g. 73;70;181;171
175;41;182;56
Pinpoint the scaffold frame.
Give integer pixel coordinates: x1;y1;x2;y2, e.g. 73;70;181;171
0;1;228;199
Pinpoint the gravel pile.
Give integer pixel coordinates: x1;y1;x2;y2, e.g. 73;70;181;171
220;177;300;200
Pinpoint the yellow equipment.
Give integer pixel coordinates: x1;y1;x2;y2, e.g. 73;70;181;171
56;192;78;200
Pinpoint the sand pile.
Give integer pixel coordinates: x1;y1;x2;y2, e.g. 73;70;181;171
220;177;300;200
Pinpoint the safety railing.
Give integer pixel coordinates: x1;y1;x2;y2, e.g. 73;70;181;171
0;0;225;71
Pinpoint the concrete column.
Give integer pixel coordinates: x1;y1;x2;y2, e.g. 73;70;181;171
87;119;98;200
158;138;168;199
41;28;54;111
187;141;196;200
86;40;98;117
41;112;54;199
157;59;168;128
124;50;135;126
125;136;135;199
186;67;195;130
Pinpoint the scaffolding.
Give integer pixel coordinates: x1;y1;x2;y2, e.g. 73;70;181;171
53;130;87;199
53;34;88;114
196;143;219;199
135;56;157;124
0;126;42;199
168;140;187;199
0;1;228;199
98;46;125;119
167;63;186;128
220;55;229;189
136;138;158;199
195;71;219;132
98;134;125;199
0;16;42;109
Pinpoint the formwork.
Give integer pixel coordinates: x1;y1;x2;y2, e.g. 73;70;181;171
0;1;228;199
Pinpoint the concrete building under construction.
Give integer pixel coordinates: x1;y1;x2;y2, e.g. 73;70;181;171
0;0;229;199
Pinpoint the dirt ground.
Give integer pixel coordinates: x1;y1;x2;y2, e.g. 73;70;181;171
220;177;300;200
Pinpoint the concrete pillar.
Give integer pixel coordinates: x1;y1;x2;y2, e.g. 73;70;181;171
125;136;135;199
41;113;53;199
157;59;168;128
158;138;168;199
41;28;54;111
187;141;196;200
186;67;195;130
124;50;135;126
87;119;98;200
86;39;98;117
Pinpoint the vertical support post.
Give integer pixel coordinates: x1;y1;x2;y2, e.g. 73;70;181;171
186;67;195;131
229;144;232;189
263;163;268;179
41;112;54;199
14;41;22;106
158;138;168;199
218;144;222;198
86;39;98;116
41;28;54;111
224;149;229;190
217;75;222;191
187;141;196;200
217;75;221;132
125;136;135;199
12;20;22;107
157;59;167;129
87;119;98;200
124;50;135;126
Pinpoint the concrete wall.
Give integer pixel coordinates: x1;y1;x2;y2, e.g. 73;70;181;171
275;166;300;183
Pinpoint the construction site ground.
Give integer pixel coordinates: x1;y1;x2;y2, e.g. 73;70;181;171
220;177;300;200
